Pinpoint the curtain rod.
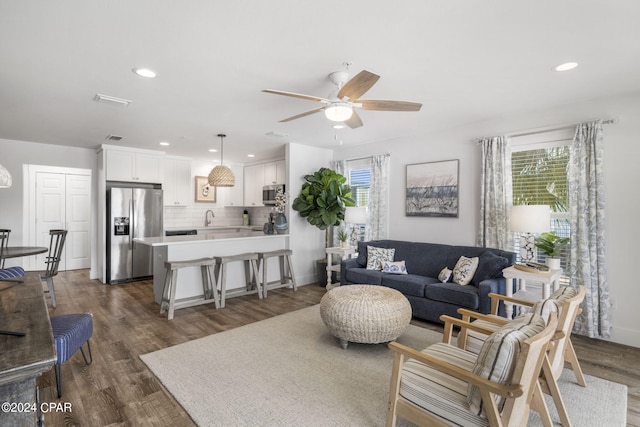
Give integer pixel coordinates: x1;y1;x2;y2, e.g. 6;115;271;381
475;117;618;142
341;153;391;162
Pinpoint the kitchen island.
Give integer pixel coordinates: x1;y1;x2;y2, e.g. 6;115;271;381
135;228;289;307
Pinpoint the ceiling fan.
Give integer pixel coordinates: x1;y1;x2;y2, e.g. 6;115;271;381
262;69;422;129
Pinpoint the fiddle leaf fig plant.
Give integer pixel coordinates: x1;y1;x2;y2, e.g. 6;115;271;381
292;167;356;230
534;232;570;258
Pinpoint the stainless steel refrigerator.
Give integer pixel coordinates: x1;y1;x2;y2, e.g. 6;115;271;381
107;185;163;284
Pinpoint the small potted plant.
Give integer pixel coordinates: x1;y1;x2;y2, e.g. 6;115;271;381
337;228;349;248
534;232;570;269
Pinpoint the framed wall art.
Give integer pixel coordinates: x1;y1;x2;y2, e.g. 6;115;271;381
195;176;217;203
406;159;459;217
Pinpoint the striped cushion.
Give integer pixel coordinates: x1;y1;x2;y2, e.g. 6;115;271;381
468;313;546;417
400;342;490;426
50;313;93;364
0;266;25;279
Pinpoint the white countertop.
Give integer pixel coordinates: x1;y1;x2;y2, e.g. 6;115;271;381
135;230;288;247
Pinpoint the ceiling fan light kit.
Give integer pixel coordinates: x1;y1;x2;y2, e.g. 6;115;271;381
324;102;353;122
208;134;235;187
263;68;422;129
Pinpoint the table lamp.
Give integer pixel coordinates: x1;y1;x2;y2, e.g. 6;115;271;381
510;205;550;262
344;206;367;247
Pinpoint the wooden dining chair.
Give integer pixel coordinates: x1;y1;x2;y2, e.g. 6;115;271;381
0;229;10;268
40;229;67;308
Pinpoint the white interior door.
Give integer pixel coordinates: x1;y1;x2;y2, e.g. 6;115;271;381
65;174;91;270
26;166;92;272
35;172;66;270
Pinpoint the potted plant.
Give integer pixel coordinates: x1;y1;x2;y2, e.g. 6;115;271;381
337;228;349;248
292;167;356;284
534;232;570;269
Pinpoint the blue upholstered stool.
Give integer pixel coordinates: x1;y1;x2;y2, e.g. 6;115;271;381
50;313;93;398
0;266;25;280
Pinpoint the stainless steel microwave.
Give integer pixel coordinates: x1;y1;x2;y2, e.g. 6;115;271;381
262;184;284;205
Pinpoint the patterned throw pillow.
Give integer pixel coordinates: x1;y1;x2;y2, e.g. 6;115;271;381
382;260;408;275
467;313;546;416
452;256;479;286
366;246;395;270
438;267;452;283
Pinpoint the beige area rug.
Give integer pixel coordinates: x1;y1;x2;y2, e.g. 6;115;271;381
140;305;627;426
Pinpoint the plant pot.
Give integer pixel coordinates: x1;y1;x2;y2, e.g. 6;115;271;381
340;241;347;248
546;257;561;270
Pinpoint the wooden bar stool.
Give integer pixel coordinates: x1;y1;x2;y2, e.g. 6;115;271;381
257;249;297;298
160;257;219;320
213;253;261;308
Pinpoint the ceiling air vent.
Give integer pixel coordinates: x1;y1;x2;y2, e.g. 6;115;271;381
94;93;132;107
106;134;124;141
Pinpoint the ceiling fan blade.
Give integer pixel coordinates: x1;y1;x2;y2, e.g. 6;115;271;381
344;110;363;129
262;89;330;104
337;70;380;101
360;100;422;111
279;107;325;122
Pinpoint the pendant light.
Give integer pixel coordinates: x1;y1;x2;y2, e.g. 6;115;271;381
208;133;235;187
0;164;12;188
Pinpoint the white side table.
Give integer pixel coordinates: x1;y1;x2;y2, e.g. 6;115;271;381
502;265;563;318
325;246;358;290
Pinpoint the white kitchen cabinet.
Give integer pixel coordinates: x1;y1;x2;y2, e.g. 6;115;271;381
263;160;286;185
221;164;245;206
163;156;191;206
105;149;164;183
243;163;265;206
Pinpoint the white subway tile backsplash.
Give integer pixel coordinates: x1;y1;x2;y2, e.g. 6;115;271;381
163;205;279;229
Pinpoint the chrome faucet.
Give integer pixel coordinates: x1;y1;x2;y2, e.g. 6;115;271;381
205;210;215;226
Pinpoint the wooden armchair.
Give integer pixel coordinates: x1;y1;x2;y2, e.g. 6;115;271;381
387;312;557;427
445;285;586;426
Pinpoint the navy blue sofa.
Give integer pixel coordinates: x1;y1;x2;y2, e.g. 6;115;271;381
340;240;516;324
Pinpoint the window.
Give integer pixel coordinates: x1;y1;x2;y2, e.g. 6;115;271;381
511;135;571;274
345;158;371;237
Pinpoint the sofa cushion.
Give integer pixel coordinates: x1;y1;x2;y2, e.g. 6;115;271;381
366;246;395;270
452;256;479;286
382;260;408;274
344;268;383;285
382;274;439;298
424;282;480;310
472;251;511;286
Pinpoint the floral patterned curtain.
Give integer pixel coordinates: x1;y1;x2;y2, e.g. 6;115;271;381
569;121;611;338
367;154;390;240
330;160;347;247
477;136;513;250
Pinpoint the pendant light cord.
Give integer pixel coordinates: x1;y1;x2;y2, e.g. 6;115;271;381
217;133;226;166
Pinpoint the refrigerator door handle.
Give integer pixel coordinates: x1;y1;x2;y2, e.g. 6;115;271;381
129;198;134;250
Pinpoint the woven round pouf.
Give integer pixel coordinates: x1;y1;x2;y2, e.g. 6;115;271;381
319;285;412;349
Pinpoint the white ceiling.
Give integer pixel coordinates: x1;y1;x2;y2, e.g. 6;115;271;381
1;1;639;164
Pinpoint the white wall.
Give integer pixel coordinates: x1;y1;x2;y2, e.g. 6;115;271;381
287;142;333;286
334;90;640;348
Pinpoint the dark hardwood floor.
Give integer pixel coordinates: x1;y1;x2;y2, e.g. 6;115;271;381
36;270;639;426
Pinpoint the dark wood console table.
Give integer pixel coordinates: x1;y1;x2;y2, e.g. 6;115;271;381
0;273;56;426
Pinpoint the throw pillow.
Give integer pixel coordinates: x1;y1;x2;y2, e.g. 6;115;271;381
438;267;452;283
382;260;408;274
366;246;395;270
452;256;479;286
467;313;546;416
472;251;510;286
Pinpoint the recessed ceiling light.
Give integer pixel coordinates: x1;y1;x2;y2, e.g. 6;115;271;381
247;154;255;158
159;141;170;146
554;62;578;72
208;148;218;153
133;68;157;78
332;124;345;129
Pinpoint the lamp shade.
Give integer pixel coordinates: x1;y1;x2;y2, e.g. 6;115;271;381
208;133;235;187
345;206;367;224
0;164;12;188
324;103;353;122
510;205;550;233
